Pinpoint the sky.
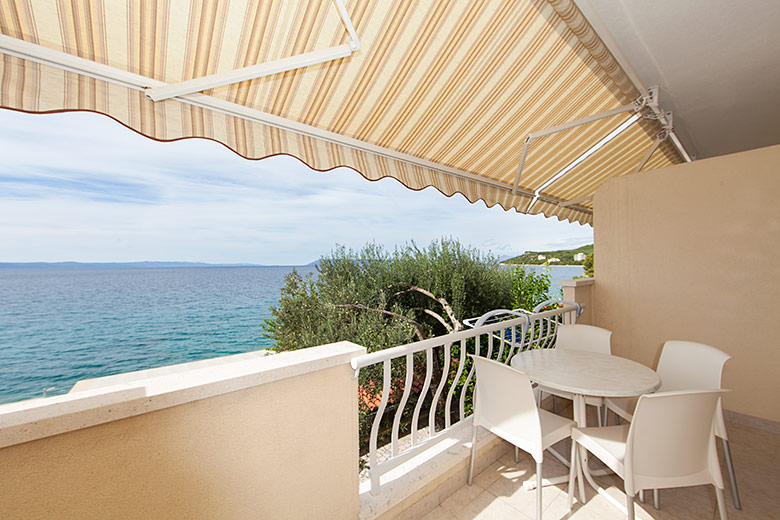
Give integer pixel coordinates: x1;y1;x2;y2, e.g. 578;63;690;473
0;109;592;265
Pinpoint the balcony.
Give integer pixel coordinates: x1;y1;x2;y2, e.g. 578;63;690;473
1;294;776;520
1;1;777;517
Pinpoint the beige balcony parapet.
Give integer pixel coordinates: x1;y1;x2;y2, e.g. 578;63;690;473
0;341;365;520
559;277;594;325
70;348;274;392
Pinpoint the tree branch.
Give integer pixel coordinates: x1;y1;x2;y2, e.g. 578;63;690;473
388;285;462;332
331;303;426;342
409;307;452;333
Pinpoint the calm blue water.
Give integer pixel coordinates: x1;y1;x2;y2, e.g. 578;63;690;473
0;264;582;405
519;264;585;296
0;266;316;404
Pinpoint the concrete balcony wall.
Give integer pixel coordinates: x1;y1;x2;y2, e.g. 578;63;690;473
592;143;780;422
559;277;594;325
0;342;365;520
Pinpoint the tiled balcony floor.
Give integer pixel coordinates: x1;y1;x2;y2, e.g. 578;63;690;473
419;400;779;520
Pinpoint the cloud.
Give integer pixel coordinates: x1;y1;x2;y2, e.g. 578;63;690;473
0;109;592;264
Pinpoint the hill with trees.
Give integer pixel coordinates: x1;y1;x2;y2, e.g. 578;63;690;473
502;244;593;265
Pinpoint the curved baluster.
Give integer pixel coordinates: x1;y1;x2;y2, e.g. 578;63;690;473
411;347;433;446
460;334;480;419
369;359;392;494
391;354;414;457
428;342;452;436
445;338;467;427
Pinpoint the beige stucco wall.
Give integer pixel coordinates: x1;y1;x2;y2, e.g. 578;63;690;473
560;278;593;325
593;144;780;422
0;350;360;519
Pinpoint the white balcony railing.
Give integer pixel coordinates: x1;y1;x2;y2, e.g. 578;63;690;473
351;303;579;494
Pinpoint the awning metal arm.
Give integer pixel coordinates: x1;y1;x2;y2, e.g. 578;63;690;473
634;113;672;173
550;105;673;208
512;95;648;194
145;0;361;102
558;195;593;208
145;44;355;101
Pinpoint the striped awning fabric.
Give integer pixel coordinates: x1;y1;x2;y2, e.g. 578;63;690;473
0;0;682;225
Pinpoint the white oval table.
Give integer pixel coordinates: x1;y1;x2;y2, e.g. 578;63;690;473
510;349;661;504
510;349;661;401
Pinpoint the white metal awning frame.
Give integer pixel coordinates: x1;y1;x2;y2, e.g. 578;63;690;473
145;0;361;102
2;34;580;210
513;86;682;211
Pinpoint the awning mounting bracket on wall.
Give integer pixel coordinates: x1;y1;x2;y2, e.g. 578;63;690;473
144;0;361;102
633;110;674;173
511;91;653;195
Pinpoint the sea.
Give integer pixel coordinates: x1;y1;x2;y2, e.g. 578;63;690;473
0;264;582;404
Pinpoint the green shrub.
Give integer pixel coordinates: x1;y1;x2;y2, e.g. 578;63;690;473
263;237;514;353
510;265;552;311
263;238;556;454
583;252;594;277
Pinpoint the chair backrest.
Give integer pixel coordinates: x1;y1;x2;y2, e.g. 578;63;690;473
555;324;612;355
657;340;731;391
657;340;732;439
470;355;543;462
624;389;728;495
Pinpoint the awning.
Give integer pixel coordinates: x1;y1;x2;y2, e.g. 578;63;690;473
0;0;686;225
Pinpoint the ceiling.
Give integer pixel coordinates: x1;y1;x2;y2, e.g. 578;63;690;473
578;0;780;159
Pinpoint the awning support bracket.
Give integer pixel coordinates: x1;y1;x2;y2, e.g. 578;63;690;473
144;0;361;102
558;195;593;208
524;111;641;213
634;111;673;173
512;93;650;194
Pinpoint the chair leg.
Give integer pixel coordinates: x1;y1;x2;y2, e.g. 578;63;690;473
576;444;585;504
627;493;635;520
567;441;577;511
715;486;728;520
536;461;543;520
515;446;520;463
468;425;477;486
638;489;644;503
721;438;742;510
597;405;603;426
653;488;660;510
553;395;557;414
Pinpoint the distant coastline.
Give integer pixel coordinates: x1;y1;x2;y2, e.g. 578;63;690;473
502;244;592;266
0;261;320;269
499;263;583;267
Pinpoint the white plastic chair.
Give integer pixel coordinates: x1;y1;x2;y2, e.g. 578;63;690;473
468;355;575;520
604;340;740;509
571;389;730;520
539;324;613;425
